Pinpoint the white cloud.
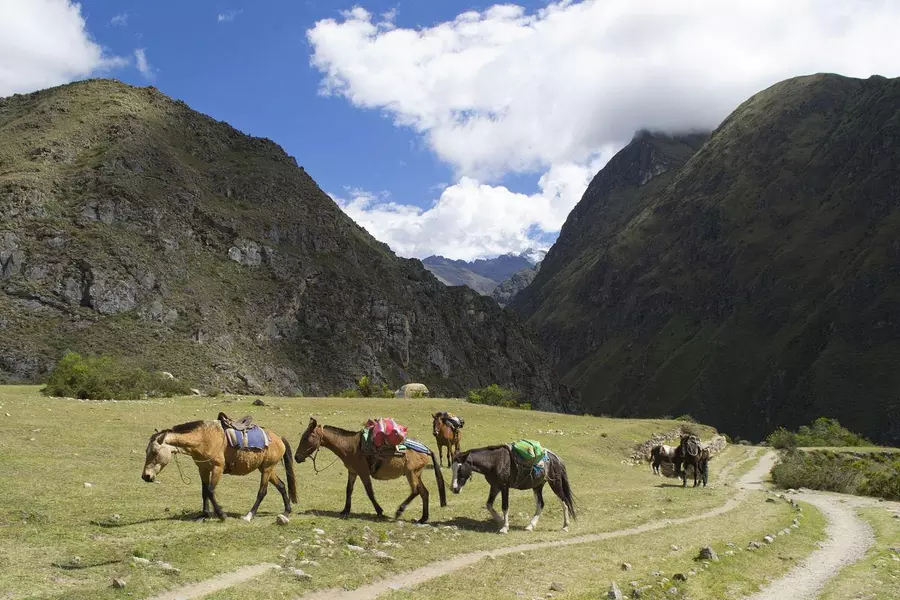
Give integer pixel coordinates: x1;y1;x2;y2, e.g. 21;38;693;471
218;9;243;23
308;0;900;181
334;149;615;261
309;1;900;259
109;12;128;27
0;0;127;97
134;48;154;80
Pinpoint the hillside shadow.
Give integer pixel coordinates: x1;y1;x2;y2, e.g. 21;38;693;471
90;511;244;528
428;516;497;532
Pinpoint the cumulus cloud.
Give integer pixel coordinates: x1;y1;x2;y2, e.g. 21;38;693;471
134;48;154;80
218;9;243;23
308;0;900;181
333;150;615;261
310;1;900;259
0;0;127;97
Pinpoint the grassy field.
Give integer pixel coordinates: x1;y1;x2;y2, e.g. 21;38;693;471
0;385;815;600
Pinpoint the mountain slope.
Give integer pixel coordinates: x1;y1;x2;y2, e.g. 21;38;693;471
513;73;900;441
491;261;542;307
422;251;540;294
0;79;577;411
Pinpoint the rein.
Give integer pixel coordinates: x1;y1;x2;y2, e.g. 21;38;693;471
173;451;214;485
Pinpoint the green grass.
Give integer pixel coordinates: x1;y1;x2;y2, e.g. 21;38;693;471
0;384;757;599
373;497;826;600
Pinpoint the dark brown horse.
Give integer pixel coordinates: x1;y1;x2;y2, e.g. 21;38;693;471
673;434;709;487
432;412;462;467
294;418;446;523
141;419;298;521
450;444;576;534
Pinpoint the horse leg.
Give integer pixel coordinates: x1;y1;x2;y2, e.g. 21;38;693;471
396;472;420;521
693;461;700;487
341;471;357;516
485;486;503;524
499;486;510;534
547;474;570;531
270;472;291;515
525;485;545;531
359;472;385;518
243;466;273;522
197;470;212;522
207;467;226;520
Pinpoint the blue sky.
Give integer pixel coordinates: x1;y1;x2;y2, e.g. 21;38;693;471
3;1;900;260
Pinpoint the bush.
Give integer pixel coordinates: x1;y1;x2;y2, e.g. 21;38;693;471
354;376;393;398
766;417;871;448
41;352;191;400
466;384;531;409
766;427;798;450
674;414;697;423
770;449;863;494
339;387;360;398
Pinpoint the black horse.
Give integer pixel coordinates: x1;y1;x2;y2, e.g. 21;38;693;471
450;444;577;534
673;434;709;487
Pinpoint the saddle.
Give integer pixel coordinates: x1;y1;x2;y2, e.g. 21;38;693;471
361;418;408;475
440;412;465;431
218;412;269;453
218;412;254;431
510;440;548;480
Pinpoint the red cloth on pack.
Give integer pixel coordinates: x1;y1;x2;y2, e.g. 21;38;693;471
366;417;407;448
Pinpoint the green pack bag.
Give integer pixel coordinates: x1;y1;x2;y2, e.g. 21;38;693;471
512;439;544;463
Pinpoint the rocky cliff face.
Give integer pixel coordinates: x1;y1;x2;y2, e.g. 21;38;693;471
491;261;541;307
514;73;900;442
0;79;577;412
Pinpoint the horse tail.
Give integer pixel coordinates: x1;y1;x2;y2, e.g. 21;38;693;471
281;436;299;504
551;452;577;520
429;449;448;507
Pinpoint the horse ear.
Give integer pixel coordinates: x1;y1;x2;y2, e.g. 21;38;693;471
154;428;159;433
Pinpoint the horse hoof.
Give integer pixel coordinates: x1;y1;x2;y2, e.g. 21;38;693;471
498;527;509;534
242;513;253;522
194;516;207;523
562;526;569;532
525;524;534;532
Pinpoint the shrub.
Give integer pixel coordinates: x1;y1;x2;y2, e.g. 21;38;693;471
766;427;798;450
766;417;871;448
339;387;360;398
674;414;697;423
354;376;393;398
770;449;863;494
466;384;531;409
41;352;191;400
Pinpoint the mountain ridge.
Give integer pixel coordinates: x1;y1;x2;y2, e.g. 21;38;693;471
513;72;900;442
0;78;578;412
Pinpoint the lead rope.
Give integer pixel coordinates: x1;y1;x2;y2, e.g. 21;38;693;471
310;447;339;474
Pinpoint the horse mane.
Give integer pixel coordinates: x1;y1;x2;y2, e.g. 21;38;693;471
323;424;360;436
152;420;207;440
455;444;508;463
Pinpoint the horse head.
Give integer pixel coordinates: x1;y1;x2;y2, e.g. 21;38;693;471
294;417;321;463
449;451;473;494
432;412;444;437
142;430;177;482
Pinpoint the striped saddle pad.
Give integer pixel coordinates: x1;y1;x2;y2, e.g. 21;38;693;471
225;426;270;450
399;438;431;455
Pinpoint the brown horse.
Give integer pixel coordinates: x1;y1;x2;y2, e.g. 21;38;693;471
432;412;462;467
294;417;447;523
141;419;298;521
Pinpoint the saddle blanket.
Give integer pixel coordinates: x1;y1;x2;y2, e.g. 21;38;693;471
225;426;270;450
399;438;431;454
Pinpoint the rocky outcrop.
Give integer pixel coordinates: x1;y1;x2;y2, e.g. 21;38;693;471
0;79;577;412
492;262;541;307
